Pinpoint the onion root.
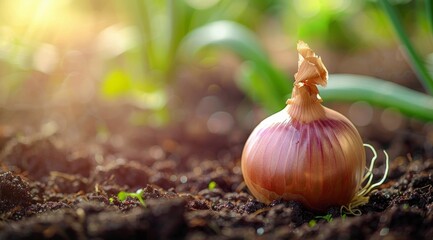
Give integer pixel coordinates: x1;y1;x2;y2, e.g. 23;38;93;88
340;144;390;215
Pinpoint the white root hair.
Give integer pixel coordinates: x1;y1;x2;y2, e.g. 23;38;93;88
341;143;389;216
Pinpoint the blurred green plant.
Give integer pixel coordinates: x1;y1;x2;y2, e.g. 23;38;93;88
100;0;285;126
380;0;433;95
281;0;366;50
179;0;433;121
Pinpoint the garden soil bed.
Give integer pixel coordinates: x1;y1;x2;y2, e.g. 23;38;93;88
0;107;432;240
0;65;432;239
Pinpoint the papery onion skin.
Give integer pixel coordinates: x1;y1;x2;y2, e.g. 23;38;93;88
241;106;365;211
241;41;366;211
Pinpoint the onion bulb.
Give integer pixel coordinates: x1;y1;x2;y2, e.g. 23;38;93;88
241;41;388;213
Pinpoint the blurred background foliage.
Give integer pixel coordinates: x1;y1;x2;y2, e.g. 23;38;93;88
0;0;432;132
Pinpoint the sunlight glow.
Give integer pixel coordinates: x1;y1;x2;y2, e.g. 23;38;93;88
4;0;72;38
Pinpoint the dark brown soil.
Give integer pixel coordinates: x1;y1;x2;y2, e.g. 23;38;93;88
0;107;432;240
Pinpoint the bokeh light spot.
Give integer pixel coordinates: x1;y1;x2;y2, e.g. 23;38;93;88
180;175;188;184
348;101;373;127
207;111;234;135
380;108;402;131
32;44;59;73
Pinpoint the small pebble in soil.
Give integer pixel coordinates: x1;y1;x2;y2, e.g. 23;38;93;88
256;227;265;235
379;227;389;236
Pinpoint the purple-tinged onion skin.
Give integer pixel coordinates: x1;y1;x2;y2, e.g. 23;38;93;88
241;106;365;211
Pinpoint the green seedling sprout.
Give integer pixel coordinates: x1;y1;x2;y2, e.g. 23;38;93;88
118;189;146;207
341;213;347;221
315;214;333;223
208;181;217;190
308;219;317;228
309;213;333;227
